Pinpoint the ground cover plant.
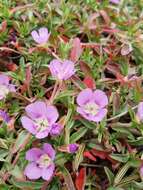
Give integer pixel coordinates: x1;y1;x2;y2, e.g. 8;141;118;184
0;0;143;189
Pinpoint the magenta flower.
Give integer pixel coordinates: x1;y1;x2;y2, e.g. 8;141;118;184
68;144;78;153
21;101;62;139
24;143;55;180
77;88;108;122
58;143;79;153
31;27;50;44
0;74;15;100
136;102;143;122
49;59;75;80
110;0;120;4
0;110;10;123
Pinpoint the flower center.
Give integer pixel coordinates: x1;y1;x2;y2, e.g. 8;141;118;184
84;102;99;116
36;118;49;132
37;154;51;168
0;85;9;99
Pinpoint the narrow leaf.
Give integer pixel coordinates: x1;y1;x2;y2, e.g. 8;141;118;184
75;168;86;190
73;144;85;171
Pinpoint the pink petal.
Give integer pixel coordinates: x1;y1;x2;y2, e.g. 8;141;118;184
43;143;56;160
31;30;41;44
91;109;107;122
39;27;50;43
42;164;55;181
77;106;92;121
24;162;42;180
77;107;107;122
35;129;50;139
0;74;9;85
21;116;36;134
62;60;75;80
46;106;59;124
140;166;143;177
25;101;47;119
110;0;120;4
8;84;16;92
25;148;43;161
49;59;62;79
77;88;93;106
93;90;108;108
137;102;143;121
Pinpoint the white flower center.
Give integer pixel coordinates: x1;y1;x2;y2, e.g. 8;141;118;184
84;102;99;116
37;154;51;168
36;118;49;132
0;85;9;99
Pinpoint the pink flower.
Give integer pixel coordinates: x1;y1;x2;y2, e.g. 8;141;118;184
110;0;120;4
76;88;108;122
140;166;143;178
49;59;75;80
0;110;10;124
0;74;15;100
136;102;143;122
24;143;55;181
21;101;62;139
31;27;50;44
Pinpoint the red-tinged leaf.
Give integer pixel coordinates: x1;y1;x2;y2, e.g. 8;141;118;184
7;117;15;131
79;61;92;77
87;13;99;30
106;63;121;75
0;20;7;32
70;38;82;62
83;76;95;89
75;168;86;190
6;63;18;71
83;151;97;161
103;47;112;55
60;35;69;43
115;72;126;85
121;43;133;56
102;28;119;34
12;131;30;154
99;10;110;25
91;149;108;159
10;3;33;14
29;47;37;53
107;155;118;165
60;166;76;190
20;83;28;94
25;65;32;85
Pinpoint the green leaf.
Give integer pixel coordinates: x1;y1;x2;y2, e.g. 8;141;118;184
112;127;134;139
0;138;8;149
79;119;97;129
128;137;143;146
55;153;70;166
12;131;30;153
70;127;88;143
132;181;143;189
11;178;43;189
114;162;130;186
107;187;124;190
59;166;76;190
0;149;9;162
55;90;75;101
73;144;85;171
9;165;24;180
110;154;129;163
104;167;114;186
